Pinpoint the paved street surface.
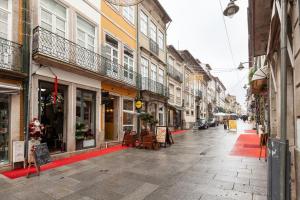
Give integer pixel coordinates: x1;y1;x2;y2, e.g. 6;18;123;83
0;121;267;200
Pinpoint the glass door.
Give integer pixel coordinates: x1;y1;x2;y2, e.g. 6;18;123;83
0;94;9;164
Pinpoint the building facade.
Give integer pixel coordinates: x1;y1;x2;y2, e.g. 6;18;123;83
0;0;26;169
137;0;171;128
167;45;184;130
100;1;138;142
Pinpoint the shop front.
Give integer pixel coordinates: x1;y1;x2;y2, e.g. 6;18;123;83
168;104;183;130
0;81;23;167
101;82;137;142
31;66;101;154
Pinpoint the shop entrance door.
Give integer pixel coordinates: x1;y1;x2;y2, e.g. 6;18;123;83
39;81;66;154
104;95;118;141
0;94;9;164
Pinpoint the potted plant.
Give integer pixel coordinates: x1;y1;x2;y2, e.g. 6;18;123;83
140;113;158;133
75;122;85;150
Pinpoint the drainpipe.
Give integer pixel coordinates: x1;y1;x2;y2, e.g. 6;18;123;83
165;22;171;128
279;0;288;199
23;0;32;164
136;3;141;136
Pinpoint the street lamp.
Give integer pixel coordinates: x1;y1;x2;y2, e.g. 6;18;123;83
223;0;239;18
237;61;254;70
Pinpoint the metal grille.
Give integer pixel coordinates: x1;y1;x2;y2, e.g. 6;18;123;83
0;37;22;72
32;26;139;87
149;38;159;55
168;64;183;83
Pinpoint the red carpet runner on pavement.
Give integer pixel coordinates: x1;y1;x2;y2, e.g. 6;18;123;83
230;133;266;158
2;130;188;179
2;145;128;179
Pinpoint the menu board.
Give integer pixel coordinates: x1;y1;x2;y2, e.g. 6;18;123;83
13;141;24;163
156;126;167;143
34;143;52;167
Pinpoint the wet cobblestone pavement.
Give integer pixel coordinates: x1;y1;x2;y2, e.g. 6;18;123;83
0;121;267;200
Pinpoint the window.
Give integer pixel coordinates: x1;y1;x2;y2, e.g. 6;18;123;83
104;35;119;74
191;110;194;116
186;110;190;115
41;0;66;37
141;57;149;89
149;21;156;41
151;63;157;81
0;0;9;39
0;94;9;164
77;16;95;51
123;6;134;24
169;84;174;96
158;68;164;84
123;47;134;82
158;30;164;50
140;11;148;35
123;99;135;132
76;89;96;150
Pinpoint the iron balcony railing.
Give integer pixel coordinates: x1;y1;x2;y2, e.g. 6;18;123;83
167;65;183;83
149;38;159;55
140;77;168;97
0;37;22;72
195;90;203;99
32;26;138;87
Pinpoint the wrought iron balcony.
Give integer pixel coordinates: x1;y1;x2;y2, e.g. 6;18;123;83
0;37;22;72
140;77;168;97
32;26;138;87
195;90;202;98
167;65;183;83
149;38;159;55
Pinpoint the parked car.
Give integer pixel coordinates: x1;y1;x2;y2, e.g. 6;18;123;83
208;118;219;127
195;118;209;129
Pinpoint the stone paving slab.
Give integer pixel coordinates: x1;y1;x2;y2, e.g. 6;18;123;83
0;122;267;200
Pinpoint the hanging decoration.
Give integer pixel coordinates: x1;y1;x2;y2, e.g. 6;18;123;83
53;75;58;105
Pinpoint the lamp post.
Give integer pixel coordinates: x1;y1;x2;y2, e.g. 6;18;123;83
223;0;239;17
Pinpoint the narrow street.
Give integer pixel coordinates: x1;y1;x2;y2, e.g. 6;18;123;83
0;121;267;200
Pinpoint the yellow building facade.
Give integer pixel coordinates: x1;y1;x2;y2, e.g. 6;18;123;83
100;2;138;142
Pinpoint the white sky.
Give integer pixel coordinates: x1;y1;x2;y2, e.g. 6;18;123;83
160;0;249;109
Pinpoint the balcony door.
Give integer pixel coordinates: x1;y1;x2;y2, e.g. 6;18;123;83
76;16;96;71
40;0;66;59
141;57;149;90
123;47;134;85
104;35;119;78
158;68;164;94
150;63;157;93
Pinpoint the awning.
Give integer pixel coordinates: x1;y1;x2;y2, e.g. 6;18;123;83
0;82;22;94
251;65;268;81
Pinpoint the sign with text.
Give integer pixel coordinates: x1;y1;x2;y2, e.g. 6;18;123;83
34;143;52;167
13;141;24;163
229;120;237;131
156;126;167;143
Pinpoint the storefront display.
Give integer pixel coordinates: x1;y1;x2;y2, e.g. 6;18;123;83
0;94;9;164
76;89;96;150
39;81;66;153
123;99;134;132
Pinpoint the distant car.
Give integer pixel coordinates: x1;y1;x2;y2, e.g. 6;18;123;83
195;118;209;129
208;118;219;127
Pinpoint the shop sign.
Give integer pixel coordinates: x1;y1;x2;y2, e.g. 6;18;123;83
156;126;167;143
13;141;24;163
135;100;143;109
83;139;95;148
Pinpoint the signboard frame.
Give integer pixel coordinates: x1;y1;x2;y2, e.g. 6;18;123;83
12;140;25;169
156;126;174;147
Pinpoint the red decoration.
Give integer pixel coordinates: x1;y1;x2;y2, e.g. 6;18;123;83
29;118;44;139
53;76;58;105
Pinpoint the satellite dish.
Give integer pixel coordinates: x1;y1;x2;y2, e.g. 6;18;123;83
105;0;144;6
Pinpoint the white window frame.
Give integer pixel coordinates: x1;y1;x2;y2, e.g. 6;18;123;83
0;0;12;40
141;57;149;90
140;10;148;36
39;0;67;37
76;15;96;51
158;68;164;85
123;46;134;83
158;104;164;126
105;34;119;76
158;30;164;50
123;6;134;24
149;21;157;42
122;98;135;133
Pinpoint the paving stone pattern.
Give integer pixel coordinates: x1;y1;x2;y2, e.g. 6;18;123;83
0;122;267;200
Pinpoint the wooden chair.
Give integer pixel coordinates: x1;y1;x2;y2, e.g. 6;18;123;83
122;131;137;147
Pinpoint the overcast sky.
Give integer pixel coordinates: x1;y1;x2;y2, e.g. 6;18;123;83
160;0;249;109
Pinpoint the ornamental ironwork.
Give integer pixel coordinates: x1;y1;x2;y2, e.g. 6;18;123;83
32;26;139;87
167;65;183;83
149;38;159;55
140;77;168;97
0;37;22;72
